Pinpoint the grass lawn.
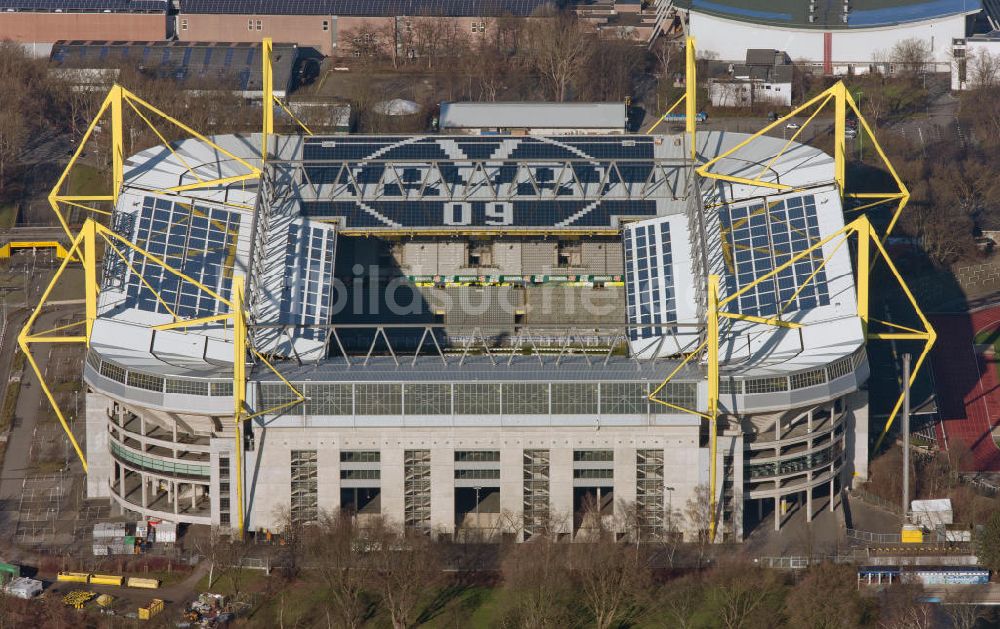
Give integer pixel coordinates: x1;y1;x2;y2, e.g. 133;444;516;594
64;162;109;197
0;204;17;228
973;326;1000;380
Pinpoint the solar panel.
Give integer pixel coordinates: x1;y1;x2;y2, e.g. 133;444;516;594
297;136;659;229
120;196;241;319
718;194;830;319
177;0;553;17
623;218;677;341
280;222;336;340
0;0;165;12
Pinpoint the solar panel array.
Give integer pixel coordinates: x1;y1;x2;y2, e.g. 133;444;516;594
50;42;287;91
179;0;552;16
281;223;337;341
298;136;661;229
122;196;241;318
0;0;165;12
718;194;830;318
624;219;678;341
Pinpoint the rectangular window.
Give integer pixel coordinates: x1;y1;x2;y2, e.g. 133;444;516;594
454;383;500;415
355;383;402;415
304;383;353;415
165;379;209;396
745;376;789;394
600;382;647;414
550;383;598;414
211;381;234;397
247;19;253;31
340;450;379;463
341;469;380;480
502;383;548;414
574;449;613;462
404;383;451;415
455;469;500;480
455;450;500;462
404;450;431;531
790;368;827;390
574;468;614;479
322;19;329;31
255;19;262;30
180;18;188;30
99;361;127;384
127;371;164;393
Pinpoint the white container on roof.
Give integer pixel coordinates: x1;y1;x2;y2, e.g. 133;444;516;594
439;102;627;134
911;498;953;527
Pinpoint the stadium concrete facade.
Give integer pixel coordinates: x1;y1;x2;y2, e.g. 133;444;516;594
79;126;872;543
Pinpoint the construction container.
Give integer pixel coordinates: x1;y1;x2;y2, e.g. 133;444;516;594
126;577;160;589
138;598;164;620
62;590;96;609
96;593;115;608
57;572;91;583
152;521;177;543
93;522;128;539
0;561;21;579
90;574;124;587
4;577;42;599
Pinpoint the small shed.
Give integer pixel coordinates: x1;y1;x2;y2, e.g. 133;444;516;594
910;498;953;528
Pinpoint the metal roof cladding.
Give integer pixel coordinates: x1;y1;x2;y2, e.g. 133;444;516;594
177;0;556;16
677;0;982;29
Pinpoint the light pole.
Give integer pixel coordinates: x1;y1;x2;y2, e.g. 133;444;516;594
666;486;676;535
473;486;482;534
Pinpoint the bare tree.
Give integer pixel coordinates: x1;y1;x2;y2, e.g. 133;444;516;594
941;587;993;629
659;575;703;629
785;562;871;629
709;562;786;629
889;38;931;78
500;533;572;628
569;535;651;629
310;511;372;629
365;520;442;629
685;483;713;567
524;11;593;101
970;49;1000;90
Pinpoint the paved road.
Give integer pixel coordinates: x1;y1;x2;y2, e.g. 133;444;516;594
0;309;70;539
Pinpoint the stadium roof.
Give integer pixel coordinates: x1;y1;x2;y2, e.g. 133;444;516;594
677;0;981;29
0;0;165;12
178;0;556;16
439;102;627;131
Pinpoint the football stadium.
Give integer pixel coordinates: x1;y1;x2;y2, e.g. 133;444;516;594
24;43;928;544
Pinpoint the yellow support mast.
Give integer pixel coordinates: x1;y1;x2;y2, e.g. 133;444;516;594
686;36;697;161
262;37;274;162
706;275;720;542
232;276;247;539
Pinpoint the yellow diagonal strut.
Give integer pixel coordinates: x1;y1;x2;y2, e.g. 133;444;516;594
651;215;933;541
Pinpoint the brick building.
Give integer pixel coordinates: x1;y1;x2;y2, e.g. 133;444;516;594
0;0;167;57
175;0;555;57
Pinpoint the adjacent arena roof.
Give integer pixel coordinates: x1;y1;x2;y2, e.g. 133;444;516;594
677;0;981;28
177;0;555;16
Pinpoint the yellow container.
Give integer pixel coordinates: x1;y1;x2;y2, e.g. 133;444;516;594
90;574;124;587
138;598;164;620
57;572;91;583
126;577;160;589
901;526;924;544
